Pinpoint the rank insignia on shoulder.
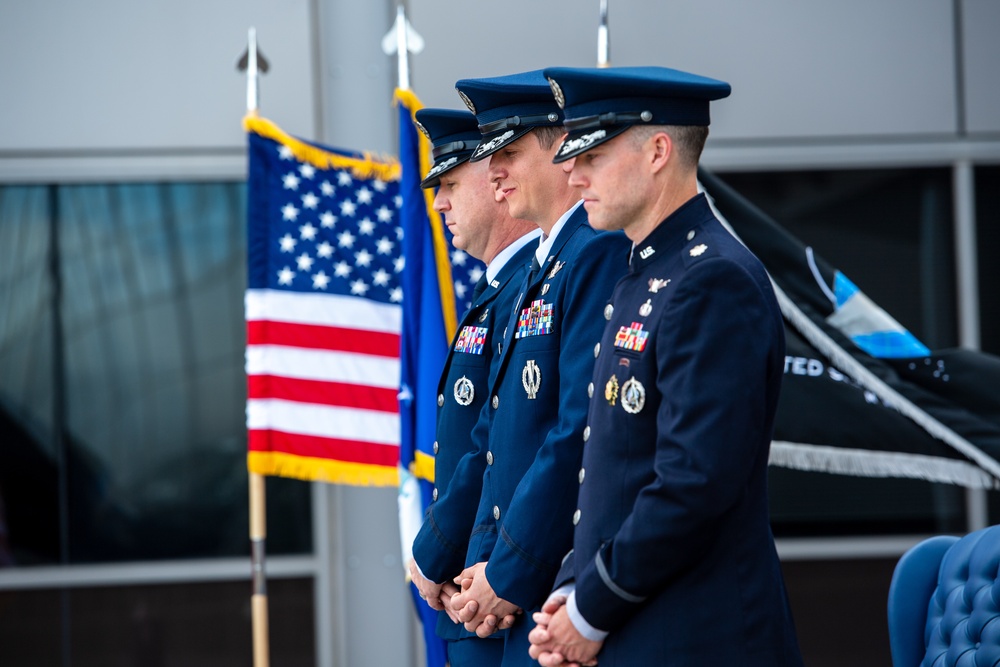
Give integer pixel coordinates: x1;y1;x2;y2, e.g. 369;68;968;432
614;322;649;352
516;299;554;338
455;325;488;354
522;360;541;399
547;261;565;279
648;278;670;293
690;243;708;257
639;299;653;317
454;375;475;406
605;374;619;406
621;377;646;414
478;307;489;323
639;246;655;259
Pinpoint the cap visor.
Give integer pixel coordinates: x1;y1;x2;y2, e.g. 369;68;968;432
552;124;630;163
469;126;534;162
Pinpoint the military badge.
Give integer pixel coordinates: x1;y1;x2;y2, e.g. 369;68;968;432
516;299;554;338
454;375;475;406
541;283;550;296
605;374;619;406
690;244;708;257
547;261;565;279
457;89;476;114
556;130;607;159
648;278;670;293
639;246;655;259
621;377;646;414
522;360;541;399
472;130;515;160
455;325;488;354
614;322;649;353
639;299;653;317
548;77;566;109
426;156;459;181
478;307;489;323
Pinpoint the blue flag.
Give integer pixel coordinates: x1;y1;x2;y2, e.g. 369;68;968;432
395;89;483;667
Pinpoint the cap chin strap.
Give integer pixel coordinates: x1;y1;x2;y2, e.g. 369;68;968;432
478;112;561;135
431;139;480;160
563;110;653;132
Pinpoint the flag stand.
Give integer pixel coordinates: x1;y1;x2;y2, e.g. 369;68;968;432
239;26;271;667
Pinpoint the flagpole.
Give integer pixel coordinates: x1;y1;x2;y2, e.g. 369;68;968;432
395;4;410;91
597;0;610;68
242;25;270;667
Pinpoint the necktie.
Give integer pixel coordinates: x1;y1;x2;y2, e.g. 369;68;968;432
526;254;541;286
471;275;488;303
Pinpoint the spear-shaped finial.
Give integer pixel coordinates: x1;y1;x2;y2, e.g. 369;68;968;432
382;4;425;91
238;27;270;115
597;0;610;68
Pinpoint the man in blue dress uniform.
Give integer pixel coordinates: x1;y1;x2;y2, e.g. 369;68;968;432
438;71;632;666
528;66;804;667
407;108;540;666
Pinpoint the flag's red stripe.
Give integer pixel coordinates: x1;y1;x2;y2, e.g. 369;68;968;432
247;375;399;413
248;429;400;467
247;320;401;357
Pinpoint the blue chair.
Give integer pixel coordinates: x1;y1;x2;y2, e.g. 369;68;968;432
887;525;1000;666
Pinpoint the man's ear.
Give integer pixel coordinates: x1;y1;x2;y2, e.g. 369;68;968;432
649;131;673;174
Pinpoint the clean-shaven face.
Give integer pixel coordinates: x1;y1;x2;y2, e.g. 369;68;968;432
432;159;501;262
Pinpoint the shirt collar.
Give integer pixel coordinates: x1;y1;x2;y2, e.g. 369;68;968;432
486;228;542;283
536;200;584;266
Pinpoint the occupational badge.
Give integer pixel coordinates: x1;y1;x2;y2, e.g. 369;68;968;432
690;244;708;257
639;299;653;317
547;261;565;279
478;307;489;323
454;376;475;406
621;377;646;414
522;360;541;399
648;278;670;293
605;375;619;406
541;283;550;296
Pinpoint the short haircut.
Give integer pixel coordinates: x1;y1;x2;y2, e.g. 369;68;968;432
533;126;565;150
628;124;708;170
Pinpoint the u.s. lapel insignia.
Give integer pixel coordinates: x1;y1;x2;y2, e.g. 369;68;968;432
639;246;655;260
639;299;653;317
541;283;550;296
648;278;670;293
690;244;708;257
605;375;619;406
547;261;565;279
478;307;489;323
491;279;500;288
522;360;541;399
621;377;646;414
454;376;475;406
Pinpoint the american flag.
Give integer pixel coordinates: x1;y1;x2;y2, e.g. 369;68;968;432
244;116;483;485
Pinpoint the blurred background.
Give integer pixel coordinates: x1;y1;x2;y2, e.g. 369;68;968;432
0;0;998;665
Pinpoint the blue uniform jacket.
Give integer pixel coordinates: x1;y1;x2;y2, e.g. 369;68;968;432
559;194;803;666
414;239;537;640
468;206;632;612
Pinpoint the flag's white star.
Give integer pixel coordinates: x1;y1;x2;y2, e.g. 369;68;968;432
337;230;356;248
334;261;352;278
356;187;373;205
283;173;300;190
358;218;375;235
375;237;394;255
393;195;403;208
373;179;387;192
279;234;297;252
300;223;318;241
376;205;394;223
395;227;404;241
469;266;485;283
277;266;295;285
454;281;468;299
337;171;353;186
452;249;468;266
350;279;369;295
372;268;390;286
316;241;334;259
299;163;316;179
278;145;294;160
320;181;335;196
313;271;331;290
394;256;405;273
340;200;357;216
296;253;314;271
302;193;319;209
389;287;403;303
282;203;299;221
320;212;337;228
355;249;373;268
